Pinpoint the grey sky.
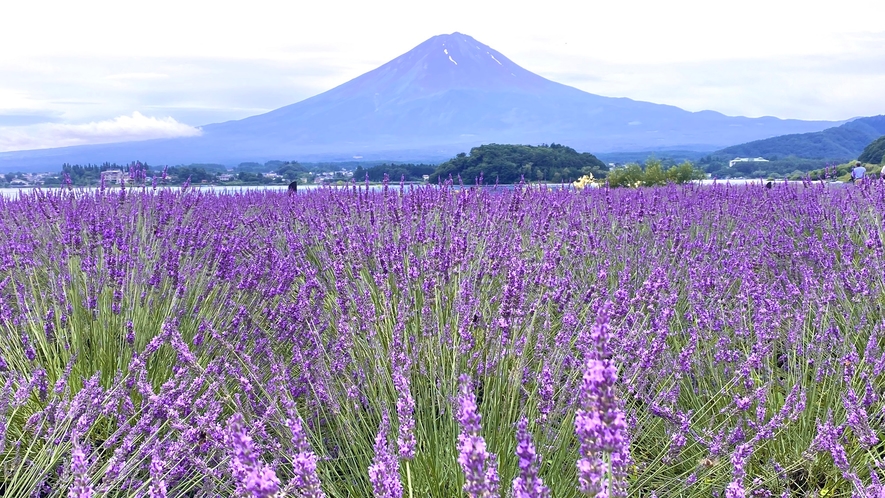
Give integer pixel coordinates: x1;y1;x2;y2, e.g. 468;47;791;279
1;0;883;151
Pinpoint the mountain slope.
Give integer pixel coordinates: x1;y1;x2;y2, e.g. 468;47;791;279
0;32;844;171
714;115;885;160
200;33;836;150
859;135;885;164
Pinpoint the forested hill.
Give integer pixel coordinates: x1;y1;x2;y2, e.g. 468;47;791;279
429;143;607;184
714;115;885;160
859;135;885;165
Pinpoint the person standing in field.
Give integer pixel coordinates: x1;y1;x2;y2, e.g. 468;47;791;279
851;162;866;183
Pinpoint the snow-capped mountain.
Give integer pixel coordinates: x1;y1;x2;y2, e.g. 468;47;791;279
0;32;842;169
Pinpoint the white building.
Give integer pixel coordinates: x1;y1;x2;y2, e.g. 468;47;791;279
729;157;770;168
101;170;124;184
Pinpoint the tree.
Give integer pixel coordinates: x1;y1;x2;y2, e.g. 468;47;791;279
277;162;306;181
607;164;644;188
167;166;216;184
607;160;705;188
237;171;263;183
642;160;666;186
666;161;707;183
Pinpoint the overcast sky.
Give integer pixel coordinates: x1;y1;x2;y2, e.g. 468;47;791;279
2;0;884;152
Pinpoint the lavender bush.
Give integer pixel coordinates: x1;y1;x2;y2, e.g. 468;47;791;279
0;179;883;497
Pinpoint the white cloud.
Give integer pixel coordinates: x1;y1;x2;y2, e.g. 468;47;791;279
106;72;169;81
0;112;201;152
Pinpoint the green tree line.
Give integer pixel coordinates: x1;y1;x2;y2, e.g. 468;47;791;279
59;162;153;186
353;163;436;182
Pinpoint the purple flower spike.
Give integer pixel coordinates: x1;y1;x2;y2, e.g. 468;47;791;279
227;413;281;498
511;417;550;498
456;375;500;498
285;416;326;497
574;309;631;497
368;409;403;498
69;440;93;498
148;448;168;498
392;339;416;460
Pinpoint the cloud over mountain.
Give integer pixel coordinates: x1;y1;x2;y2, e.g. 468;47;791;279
0;112;201;152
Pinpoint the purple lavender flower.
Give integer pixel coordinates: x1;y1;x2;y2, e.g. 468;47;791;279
69;440;93;498
725;443;753;498
456;375;500;498
227;413;281;498
725;480;746;498
125;320;135;346
21;332;36;362
284;416;326;497
0;377;12;455
391;338;416;461
811;414;865;490
843;388;879;448
54;354;77;395
34;368;48;402
44;308;55;342
574;358;630;496
368;409;402;498
574;307;631;497
537;363;554;422
511;417;550;498
149;448;168;498
865;469;885;498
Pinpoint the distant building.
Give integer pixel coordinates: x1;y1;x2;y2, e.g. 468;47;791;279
101;170;124;184
218;174;234;181
422;175;430;181
729;157;770;168
10;179;29;187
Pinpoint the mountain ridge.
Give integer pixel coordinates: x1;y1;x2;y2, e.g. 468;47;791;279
0;32;846;172
714;115;885;160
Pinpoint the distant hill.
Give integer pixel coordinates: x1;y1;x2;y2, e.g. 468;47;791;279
0;32;843;172
714;115;885;160
429;143;606;184
858;135;885;164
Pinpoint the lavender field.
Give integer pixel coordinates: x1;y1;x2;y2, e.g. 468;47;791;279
0;181;883;497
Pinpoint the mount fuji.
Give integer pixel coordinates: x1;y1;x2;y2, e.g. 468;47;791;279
0;32;843;170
